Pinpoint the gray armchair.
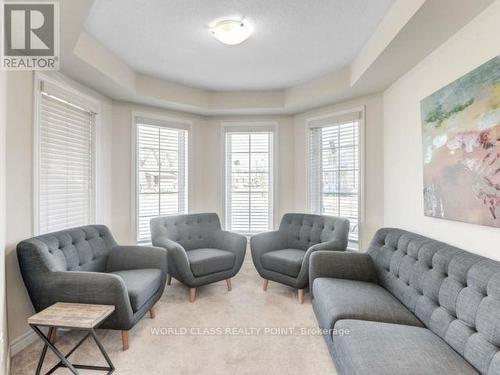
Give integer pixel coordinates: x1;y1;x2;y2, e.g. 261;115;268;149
250;213;349;303
150;213;246;302
17;225;167;350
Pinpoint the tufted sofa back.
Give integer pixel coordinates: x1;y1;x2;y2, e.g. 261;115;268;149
17;225;117;274
367;228;500;375
150;213;222;251
278;213;349;251
17;225;117;312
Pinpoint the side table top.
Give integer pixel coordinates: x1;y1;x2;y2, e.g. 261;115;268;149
28;303;115;329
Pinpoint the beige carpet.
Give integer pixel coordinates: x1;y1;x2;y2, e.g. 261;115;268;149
10;263;337;374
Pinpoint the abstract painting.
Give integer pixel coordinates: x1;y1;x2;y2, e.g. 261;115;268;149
421;55;500;227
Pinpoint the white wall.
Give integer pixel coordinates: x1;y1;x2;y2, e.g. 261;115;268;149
383;1;500;260
5;72;114;355
0;67;9;374
5;72;36;353
293;94;385;250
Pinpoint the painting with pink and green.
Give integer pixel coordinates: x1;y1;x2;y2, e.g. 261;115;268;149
421;55;500;227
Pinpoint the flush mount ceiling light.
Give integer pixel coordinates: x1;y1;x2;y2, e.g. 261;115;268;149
209;19;252;45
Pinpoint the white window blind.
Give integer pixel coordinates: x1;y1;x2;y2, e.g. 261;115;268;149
225;130;274;235
136;121;188;243
37;81;95;234
309;118;361;246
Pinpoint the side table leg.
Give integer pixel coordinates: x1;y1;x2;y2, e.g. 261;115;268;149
31;325;80;375
34;327;54;375
90;329;115;373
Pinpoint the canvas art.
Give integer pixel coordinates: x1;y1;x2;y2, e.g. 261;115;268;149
421;56;500;227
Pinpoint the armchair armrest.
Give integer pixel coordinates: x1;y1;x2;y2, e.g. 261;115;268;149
106;245;167;273
213;230;247;275
250;230;287;267
151;237;194;283
40;271;133;326
250;231;287;276
308;238;347;252
309;251;378;297
212;230;247;254
250;231;287;255
295;240;347;285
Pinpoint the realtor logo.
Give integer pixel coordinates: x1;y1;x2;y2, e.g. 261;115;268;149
2;1;59;70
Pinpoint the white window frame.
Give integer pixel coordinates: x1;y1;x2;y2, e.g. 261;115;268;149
132;112;193;244
33;72;101;235
221;122;278;234
305;107;365;250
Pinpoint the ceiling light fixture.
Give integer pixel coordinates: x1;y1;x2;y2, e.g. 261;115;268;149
210;19;252;46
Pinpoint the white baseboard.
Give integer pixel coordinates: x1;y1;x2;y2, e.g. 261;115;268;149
9;330;37;357
10;327;67;357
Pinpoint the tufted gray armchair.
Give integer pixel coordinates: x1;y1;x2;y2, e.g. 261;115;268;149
17;225;167;351
250;213;349;303
150;213;247;302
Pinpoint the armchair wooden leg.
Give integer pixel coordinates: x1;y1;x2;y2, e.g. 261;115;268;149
167;274;172;285
122;330;129;351
298;288;304;304
226;278;232;291
190;288;196;303
263;279;269;291
149;305;156;319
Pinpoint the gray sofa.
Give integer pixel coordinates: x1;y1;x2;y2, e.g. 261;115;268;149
251;213;349;303
150;213;247;302
17;225;167;350
310;228;500;375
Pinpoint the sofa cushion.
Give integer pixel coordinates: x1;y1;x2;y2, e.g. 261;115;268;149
261;249;305;277
332;320;479;375
111;269;163;312
187;248;235;277
313;278;423;330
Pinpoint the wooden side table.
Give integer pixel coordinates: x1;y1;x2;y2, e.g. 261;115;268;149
28;302;116;375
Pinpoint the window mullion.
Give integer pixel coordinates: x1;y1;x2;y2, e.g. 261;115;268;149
248;133;252;234
268;132;272;230
337;126;341;217
319;131;323;214
158;127;161;221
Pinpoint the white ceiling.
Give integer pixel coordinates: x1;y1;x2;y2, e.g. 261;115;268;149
84;0;394;91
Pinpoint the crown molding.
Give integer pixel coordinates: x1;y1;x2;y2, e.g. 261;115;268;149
59;0;495;116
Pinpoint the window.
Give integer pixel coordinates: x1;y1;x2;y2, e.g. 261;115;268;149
224;127;274;235
36;79;96;234
309;114;361;247
136;118;189;243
